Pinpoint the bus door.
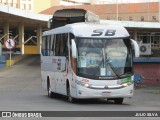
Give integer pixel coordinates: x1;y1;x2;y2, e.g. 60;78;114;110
54;34;68;95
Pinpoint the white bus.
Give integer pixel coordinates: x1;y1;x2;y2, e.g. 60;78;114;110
41;23;139;104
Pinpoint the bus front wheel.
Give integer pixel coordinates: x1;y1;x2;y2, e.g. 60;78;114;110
67;85;76;103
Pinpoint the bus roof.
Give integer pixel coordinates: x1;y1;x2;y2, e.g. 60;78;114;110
53;8;86;17
43;23;130;38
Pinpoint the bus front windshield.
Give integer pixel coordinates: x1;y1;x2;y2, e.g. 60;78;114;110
76;37;133;80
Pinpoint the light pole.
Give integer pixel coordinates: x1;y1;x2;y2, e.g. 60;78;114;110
148;1;150;22
116;0;119;20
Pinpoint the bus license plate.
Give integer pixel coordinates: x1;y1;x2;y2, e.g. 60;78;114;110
102;91;111;97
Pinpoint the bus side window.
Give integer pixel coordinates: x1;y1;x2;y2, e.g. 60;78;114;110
47;35;51;56
58;33;69;57
41;35;51;56
69;33;76;73
42;36;46;56
69;33;75;57
55;33;70;56
51;35;56;56
62;33;68;57
60;34;64;56
50;35;55;56
64;33;68;57
55;34;61;56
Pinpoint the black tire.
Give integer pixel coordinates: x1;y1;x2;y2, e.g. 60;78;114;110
47;80;55;98
114;98;124;104
67;85;76;103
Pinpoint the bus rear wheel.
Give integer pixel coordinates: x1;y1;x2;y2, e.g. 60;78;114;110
114;98;124;104
47;80;55;98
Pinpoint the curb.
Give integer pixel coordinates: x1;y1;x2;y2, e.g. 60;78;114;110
0;55;28;70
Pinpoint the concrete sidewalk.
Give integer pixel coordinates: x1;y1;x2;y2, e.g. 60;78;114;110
5;54;32;67
0;54;33;70
137;86;160;94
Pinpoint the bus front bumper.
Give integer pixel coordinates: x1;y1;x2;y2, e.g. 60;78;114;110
76;84;134;99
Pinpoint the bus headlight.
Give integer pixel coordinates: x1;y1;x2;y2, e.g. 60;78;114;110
122;83;128;87
84;83;89;88
76;80;90;88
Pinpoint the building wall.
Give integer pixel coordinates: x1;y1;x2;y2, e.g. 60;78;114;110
95;2;159;22
51;0;60;6
20;0;33;12
33;0;51;13
0;0;58;13
40;2;159;22
34;0;62;13
100;13;159;22
0;0;34;12
134;63;160;85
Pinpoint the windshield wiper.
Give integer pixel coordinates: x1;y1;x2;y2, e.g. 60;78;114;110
106;59;120;79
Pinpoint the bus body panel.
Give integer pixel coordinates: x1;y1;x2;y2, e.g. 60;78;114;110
75;84;133;99
41;55;69;95
43;23;130;38
71;75;134;99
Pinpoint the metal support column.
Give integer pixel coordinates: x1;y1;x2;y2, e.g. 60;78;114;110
18;23;24;54
37;26;42;54
3;21;9;42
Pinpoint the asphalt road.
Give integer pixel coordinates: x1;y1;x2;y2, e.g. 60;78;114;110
0;55;160;120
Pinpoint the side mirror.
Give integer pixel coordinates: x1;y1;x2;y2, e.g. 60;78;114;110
131;39;140;57
71;39;77;58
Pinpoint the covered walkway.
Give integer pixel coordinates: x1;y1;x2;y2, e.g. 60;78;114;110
0;4;51;54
